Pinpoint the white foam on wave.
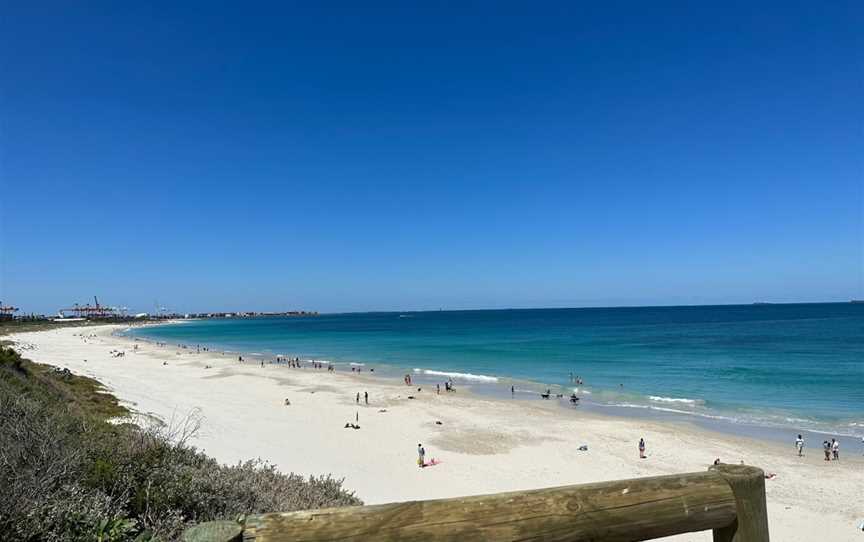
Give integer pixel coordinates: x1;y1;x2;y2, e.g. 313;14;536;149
414;369;499;383
649;395;700;405
784;417;811;424
349;362;365;366
572;387;591;395
608;402;733;421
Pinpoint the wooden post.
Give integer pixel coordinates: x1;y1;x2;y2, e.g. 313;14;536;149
182;520;243;542
709;464;769;542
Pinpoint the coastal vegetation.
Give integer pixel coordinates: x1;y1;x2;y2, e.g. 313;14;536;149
0;345;361;541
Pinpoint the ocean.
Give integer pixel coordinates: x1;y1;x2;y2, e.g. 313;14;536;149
126;303;864;440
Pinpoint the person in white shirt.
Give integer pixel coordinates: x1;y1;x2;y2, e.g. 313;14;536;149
831;439;839;460
794;434;804;457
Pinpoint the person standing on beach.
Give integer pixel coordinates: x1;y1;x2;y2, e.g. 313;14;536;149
364;391;368;405
356;392;360;404
795;434;804;457
417;444;426;468
831;439;839;460
638;438;646;459
511;385;515;396
822;441;831;461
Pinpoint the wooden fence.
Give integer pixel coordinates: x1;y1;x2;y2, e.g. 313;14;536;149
184;463;769;541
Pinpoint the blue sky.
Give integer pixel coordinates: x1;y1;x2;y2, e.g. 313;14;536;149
2;2;862;314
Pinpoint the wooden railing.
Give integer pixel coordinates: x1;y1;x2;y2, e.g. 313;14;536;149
184;464;769;541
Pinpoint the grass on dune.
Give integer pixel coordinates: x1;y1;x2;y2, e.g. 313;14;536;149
0;343;361;542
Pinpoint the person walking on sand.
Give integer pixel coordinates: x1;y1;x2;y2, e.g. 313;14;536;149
417;444;426;468
832;438;839;460
638;438;646;459
364;391;368;405
795;434;804;456
356;392;360;404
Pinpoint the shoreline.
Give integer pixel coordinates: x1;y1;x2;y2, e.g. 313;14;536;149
6;324;864;541
123;320;864;449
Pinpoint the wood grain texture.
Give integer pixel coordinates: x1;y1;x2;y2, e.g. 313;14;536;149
242;470;741;542
709;464;769;542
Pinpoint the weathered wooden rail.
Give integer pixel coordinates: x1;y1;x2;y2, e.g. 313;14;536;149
184;464;768;541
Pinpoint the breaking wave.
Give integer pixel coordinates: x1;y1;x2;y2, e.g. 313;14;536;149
413;368;499;383
648;395;701;405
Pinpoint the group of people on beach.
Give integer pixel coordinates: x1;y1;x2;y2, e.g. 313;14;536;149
435;381;455;393
795;434;841;460
268;356;334;371
272;356;302;367
162;342;373;373
822;438;840;461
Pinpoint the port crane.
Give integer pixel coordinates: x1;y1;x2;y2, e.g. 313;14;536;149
59;296;118;318
0;301;19;318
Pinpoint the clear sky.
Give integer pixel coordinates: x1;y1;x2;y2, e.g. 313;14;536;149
2;2;862;314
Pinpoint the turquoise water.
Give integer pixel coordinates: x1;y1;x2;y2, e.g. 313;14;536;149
128;304;864;437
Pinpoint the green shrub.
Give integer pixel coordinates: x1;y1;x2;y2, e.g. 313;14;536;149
0;346;361;541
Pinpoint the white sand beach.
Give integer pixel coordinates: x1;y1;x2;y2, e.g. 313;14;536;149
8;325;863;541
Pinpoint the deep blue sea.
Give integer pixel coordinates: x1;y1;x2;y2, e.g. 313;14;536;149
127;304;864;439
